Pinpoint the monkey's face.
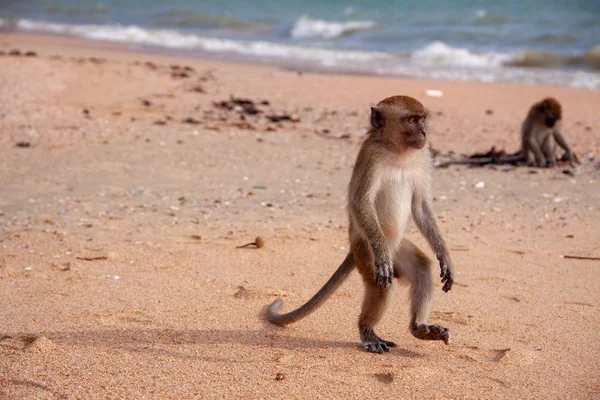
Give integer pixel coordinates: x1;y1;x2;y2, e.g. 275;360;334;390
540;98;562;128
371;96;429;152
401;115;428;149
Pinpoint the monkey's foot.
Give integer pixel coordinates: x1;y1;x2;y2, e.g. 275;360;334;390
410;323;450;345
360;328;396;354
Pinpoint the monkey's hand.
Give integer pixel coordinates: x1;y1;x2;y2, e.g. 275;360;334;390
563;152;576;167
374;251;394;288
436;254;454;292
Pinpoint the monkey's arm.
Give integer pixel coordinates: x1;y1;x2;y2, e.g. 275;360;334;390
349;160;392;287
553;130;575;163
411;189;454;292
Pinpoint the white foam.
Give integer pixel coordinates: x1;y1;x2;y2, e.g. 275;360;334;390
290;15;376;39
10;19;599;89
377;63;600;89
411;41;513;68
15;19;390;63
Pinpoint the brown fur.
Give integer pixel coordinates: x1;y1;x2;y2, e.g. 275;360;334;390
521;97;573;167
267;96;455;353
436;97;575;168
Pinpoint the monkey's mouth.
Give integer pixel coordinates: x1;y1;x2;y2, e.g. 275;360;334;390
545;118;556;128
410;132;427;149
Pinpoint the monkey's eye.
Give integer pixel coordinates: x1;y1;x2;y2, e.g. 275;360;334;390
407;116;418;124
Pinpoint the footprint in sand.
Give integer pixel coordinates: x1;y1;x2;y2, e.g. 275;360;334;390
430;311;474;326
461;345;538;365
374;372;394;384
0;334;56;354
234;285;254;299
96;310;153;326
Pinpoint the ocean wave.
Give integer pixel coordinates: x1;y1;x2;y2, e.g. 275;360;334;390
411;41;512;68
412;42;600;72
531;33;578;43
508;46;600;70
584;44;600;70
343;7;359;18
151;10;266;30
290;15;376;39
7;19;599;88
508;49;568;67
14;19;390;63
475;10;508;24
376;63;599;89
45;2;109;15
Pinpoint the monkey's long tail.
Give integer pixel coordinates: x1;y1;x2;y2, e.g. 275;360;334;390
266;252;355;326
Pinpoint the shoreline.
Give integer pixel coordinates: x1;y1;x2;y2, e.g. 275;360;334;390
1;31;598;157
2;26;599;89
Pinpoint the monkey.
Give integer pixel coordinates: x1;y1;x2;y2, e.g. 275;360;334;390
436;97;575;169
519;97;574;167
267;96;455;353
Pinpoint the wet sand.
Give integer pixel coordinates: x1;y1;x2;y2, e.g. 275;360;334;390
1;32;599;399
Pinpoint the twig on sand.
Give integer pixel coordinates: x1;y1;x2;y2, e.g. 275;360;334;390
561;255;600;261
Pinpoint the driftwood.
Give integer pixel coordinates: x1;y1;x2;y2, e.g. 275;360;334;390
435;146;578;169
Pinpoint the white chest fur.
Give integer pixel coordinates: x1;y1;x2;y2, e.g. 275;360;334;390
373;149;431;249
375;168;414;247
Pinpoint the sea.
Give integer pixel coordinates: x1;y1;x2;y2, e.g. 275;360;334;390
1;0;599;88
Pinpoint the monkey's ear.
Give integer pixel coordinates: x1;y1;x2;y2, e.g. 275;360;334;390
370;107;384;129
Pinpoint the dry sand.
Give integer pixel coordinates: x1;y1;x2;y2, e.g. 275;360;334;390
1;32;599;399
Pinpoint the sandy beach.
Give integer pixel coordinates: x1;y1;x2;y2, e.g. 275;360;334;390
1;32;599;399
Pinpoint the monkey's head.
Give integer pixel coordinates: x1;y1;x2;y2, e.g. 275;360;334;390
370;95;429;151
539;97;562;128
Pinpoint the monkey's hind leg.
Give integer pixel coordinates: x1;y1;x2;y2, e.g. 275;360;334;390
353;238;396;353
358;283;396;353
395;240;450;345
541;133;557;167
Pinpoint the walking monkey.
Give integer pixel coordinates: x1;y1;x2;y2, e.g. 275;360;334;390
267;96;455;353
